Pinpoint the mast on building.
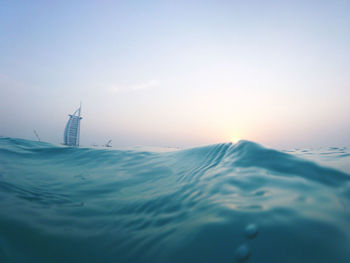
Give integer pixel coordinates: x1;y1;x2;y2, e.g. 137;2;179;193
63;104;82;147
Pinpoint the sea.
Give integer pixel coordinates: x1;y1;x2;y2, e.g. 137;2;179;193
0;137;349;263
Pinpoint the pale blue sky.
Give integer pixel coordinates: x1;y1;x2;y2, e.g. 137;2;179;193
1;0;349;148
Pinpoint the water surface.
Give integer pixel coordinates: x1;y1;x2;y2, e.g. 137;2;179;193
0;138;349;263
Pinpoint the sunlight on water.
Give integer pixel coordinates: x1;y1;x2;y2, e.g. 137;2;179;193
0;138;349;263
231;137;241;144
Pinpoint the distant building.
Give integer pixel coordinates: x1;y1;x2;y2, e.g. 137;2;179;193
63;104;82;146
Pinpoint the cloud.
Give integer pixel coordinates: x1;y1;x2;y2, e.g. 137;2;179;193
109;80;160;94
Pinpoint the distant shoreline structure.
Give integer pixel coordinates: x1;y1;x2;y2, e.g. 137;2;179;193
63;104;82;147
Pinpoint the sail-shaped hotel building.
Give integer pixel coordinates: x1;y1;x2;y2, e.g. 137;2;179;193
63;105;82;146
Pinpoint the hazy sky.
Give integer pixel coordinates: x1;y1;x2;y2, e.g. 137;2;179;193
1;0;349;148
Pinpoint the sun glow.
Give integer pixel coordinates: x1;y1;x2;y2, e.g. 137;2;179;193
231;137;241;144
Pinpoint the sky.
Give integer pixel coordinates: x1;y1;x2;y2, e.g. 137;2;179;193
1;0;349;148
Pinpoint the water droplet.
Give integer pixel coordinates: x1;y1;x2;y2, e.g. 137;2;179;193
245;223;258;239
235;244;250;262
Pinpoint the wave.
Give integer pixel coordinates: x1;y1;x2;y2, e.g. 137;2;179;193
0;137;350;263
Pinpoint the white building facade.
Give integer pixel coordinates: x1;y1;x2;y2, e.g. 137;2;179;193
63;105;82;146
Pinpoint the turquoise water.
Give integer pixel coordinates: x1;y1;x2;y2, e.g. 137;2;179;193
0;137;349;263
